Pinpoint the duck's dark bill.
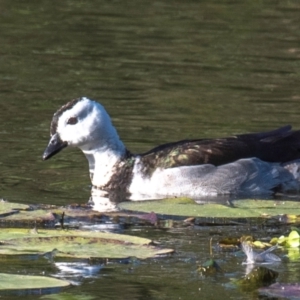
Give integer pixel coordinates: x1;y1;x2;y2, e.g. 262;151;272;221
43;133;68;160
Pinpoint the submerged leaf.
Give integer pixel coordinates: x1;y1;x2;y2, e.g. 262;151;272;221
236;266;278;291
137;212;158;224
253;240;272;249
287;247;300;261
218;237;240;250
219;237;240;246
197;259;223;275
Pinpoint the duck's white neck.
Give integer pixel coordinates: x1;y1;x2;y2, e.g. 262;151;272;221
63;100;130;189
80;135;127;188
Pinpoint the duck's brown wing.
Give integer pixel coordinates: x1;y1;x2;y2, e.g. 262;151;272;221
139;126;300;175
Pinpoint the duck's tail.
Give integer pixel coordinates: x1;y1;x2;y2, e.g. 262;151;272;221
236;125;300;163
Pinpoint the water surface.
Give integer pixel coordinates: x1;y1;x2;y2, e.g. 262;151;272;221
0;0;300;299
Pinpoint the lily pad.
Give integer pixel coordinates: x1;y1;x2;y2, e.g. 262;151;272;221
0;201;56;226
0;273;69;295
119;198;300;219
0;201;165;227
3;210;56;222
0;228;173;259
0;201;30;217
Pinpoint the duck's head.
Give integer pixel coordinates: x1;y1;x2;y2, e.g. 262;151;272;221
43;97;120;160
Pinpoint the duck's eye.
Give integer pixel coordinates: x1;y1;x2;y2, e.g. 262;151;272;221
67;117;78;125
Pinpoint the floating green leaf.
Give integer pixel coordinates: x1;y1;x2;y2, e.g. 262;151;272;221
287;230;300;248
0;228;173;259
0;273;69;294
0;201;55;225
271;230;300;248
0;201;30;217
119;198;300;219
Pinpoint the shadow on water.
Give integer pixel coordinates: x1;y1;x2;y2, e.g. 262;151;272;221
0;0;300;299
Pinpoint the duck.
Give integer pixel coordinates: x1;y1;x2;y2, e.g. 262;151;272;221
43;97;300;201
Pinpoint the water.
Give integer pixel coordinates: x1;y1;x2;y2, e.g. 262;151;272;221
0;0;300;298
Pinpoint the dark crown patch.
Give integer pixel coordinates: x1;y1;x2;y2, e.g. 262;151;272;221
50;98;83;135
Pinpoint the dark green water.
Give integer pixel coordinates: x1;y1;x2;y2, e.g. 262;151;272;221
1;0;300;299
